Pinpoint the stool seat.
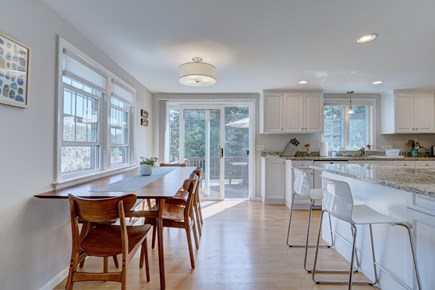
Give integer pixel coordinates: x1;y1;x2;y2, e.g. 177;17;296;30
352;205;403;225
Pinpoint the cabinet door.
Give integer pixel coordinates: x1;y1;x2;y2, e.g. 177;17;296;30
264;93;283;133
395;94;414;132
283;93;303;132
414;93;435;132
265;159;285;200
304;93;324;132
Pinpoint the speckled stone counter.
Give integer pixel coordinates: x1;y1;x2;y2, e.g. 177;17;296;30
312;163;435;199
261;152;435;161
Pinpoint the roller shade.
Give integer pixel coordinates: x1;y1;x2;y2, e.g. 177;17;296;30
62;49;108;91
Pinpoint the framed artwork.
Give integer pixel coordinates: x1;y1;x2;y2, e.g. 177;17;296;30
0;32;30;108
140;109;148;118
141;118;148;127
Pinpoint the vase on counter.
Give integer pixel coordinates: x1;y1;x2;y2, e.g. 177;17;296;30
140;164;152;176
411;149;419;157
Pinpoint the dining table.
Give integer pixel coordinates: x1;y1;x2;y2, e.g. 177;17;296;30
35;166;197;290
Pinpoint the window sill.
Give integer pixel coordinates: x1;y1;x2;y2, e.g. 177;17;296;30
53;164;137;190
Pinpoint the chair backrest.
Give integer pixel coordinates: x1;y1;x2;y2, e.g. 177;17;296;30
321;177;354;223
182;175;199;218
160;162;187;167
69;194;137;223
293;168;312;199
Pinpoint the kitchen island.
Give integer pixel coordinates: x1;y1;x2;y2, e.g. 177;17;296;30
312;163;435;290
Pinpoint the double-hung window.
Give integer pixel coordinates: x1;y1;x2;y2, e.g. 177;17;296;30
323;98;375;150
56;38;135;182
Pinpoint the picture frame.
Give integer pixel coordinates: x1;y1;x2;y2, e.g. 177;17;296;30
140;109;148;119
141;118;148;127
0;32;30;109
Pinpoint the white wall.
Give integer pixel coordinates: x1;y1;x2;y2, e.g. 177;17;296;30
0;0;153;289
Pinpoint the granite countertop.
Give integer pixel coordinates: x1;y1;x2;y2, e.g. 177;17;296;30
312;163;435;199
261;152;435;161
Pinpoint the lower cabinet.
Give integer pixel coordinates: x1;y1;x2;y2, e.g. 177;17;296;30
260;157;285;204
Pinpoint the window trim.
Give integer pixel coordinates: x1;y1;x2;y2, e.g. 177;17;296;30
55;37;136;184
323;97;376;150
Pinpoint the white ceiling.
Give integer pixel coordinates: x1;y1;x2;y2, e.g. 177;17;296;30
42;0;435;94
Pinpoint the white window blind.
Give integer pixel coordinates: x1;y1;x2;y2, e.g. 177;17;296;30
112;80;135;104
62;49;108;91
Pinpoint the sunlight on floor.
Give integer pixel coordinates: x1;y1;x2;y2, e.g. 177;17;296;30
201;200;245;219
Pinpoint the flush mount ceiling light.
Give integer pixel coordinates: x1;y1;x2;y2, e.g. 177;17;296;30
298;80;309;85
371;80;384;85
347;90;355;114
179;57;216;87
356;33;379;44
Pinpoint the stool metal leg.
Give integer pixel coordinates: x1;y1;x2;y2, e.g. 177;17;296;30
303;199;335;272
372;223;422;290
312;211;374;287
287;194;334;248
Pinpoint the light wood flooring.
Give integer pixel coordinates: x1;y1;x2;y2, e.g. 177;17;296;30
55;201;379;290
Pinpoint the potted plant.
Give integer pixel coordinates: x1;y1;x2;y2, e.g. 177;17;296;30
139;156;158;176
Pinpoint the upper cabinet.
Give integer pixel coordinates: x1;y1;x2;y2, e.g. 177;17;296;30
381;91;435;134
260;91;324;134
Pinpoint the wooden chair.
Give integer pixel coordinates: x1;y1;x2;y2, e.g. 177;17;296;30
160;162;187;167
191;169;204;236
66;194;151;290
146;175;199;269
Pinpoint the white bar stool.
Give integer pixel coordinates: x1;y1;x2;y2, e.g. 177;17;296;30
312;176;422;290
286;168;334;272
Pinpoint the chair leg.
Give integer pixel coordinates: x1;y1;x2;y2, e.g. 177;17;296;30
185;227;196;269
151;225;157;249
368;224;379;286
112;255;119;268
303;200;316;272
405;224;422;290
348;225;358;289
286;192;297;247
312;210;325;283
198;200;204;226
191;219;200;249
194;201;202;236
140;238;150;282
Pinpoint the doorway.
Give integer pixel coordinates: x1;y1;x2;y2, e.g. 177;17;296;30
166;103;253;200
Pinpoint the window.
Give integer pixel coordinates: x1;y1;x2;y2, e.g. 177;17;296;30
323;99;374;150
57;38;135;182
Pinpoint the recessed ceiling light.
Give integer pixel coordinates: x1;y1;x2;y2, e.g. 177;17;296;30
298;80;309;85
356;33;379;44
371;80;384;85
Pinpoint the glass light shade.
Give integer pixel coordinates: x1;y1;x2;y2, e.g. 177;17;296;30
348;107;354;114
179;61;217;86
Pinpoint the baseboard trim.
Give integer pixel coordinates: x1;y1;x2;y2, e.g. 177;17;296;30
39;267;68;290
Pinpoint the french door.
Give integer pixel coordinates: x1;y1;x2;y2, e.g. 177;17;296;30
167;103;252;200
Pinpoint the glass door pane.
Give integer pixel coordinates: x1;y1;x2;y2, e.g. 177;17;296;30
224;106;250;199
183;108;222;200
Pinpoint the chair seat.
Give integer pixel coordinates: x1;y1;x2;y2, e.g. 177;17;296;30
352;205;405;225
81;224;151;257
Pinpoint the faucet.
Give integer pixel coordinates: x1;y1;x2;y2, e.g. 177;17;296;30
359;147;366;157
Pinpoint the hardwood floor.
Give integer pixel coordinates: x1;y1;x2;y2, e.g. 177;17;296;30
55;201;378;290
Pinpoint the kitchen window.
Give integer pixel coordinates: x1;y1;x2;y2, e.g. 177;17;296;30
56;37;135;182
323;99;374;150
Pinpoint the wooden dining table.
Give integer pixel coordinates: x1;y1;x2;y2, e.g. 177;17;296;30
35;166;196;290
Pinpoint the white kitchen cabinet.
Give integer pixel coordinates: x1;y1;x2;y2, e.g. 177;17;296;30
261;157;285;204
381;91;435;134
415;161;435;168
261;91;323;133
394;161;416;168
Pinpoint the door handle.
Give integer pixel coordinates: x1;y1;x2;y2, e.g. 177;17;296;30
220;147;224;158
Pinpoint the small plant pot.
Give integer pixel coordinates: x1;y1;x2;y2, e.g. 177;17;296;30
140;164;152;176
410;149;419;157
